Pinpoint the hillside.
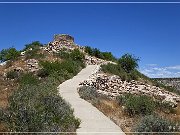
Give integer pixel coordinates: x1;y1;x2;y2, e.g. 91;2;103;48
0;34;180;134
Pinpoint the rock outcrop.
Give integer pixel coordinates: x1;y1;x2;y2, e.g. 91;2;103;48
25;59;39;73
80;67;180;107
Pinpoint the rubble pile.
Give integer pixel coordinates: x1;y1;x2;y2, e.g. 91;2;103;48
80;72;180;107
85;55;106;65
25;59;39;72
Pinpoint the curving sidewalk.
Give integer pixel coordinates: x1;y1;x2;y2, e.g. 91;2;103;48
58;65;125;135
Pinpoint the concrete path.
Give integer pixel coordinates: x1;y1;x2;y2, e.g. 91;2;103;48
58;65;125;135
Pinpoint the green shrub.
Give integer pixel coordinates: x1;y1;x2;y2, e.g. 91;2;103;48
101;63;121;76
155;101;175;113
6;70;19;79
101;63;138;81
37;68;49;78
117;94;155;116
84;46;116;61
118;53;139;73
0;47;20;62
101;52;117;61
84;46;93;55
18;73;39;86
1;78;80;132
57;50;70;59
24;41;44;59
78;86;99;101
134;114;178;134
40;59;84;79
24;41;43;51
70;49;85;62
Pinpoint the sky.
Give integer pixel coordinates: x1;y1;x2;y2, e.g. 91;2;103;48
0;1;180;78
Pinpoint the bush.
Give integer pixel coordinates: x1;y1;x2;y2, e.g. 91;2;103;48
6;71;19;79
1;78;80;132
134;114;178;134
0;47;20;62
24;41;43;51
117;94;155;116
155;101;175;114
101;63;138;81
118;53;139;73
18;73;39;86
101;52;117;61
57;50;70;59
84;46;93;55
70;49;85;62
78;86;99;101
24;41;44;59
84;46;116;61
40;59;84;79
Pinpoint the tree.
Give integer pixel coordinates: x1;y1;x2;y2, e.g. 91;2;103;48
118;53;139;73
0;47;20;62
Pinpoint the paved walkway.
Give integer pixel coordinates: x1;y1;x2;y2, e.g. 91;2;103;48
58;65;125;135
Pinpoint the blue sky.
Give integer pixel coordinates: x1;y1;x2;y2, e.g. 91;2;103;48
0;2;180;78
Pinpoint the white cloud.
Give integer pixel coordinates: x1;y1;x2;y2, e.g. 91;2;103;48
140;64;180;78
165;65;180;70
146;64;157;67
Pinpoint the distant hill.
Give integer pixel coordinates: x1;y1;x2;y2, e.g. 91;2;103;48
153;78;180;91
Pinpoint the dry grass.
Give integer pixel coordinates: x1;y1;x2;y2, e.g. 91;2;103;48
93;98;141;134
92;97;180;134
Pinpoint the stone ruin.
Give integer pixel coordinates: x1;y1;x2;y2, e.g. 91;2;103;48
54;34;74;43
45;34;78;53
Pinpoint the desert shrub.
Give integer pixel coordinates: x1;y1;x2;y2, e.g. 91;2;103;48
84;46;93;55
117;94;155;116
92;48;104;59
78;86;99;101
84;46;116;61
118;53;139;73
1;79;80;132
101;63;121;76
101;52;117;61
24;41;44;59
155;101;175;113
0;47;20;62
37;68;49;78
134;114;178;134
18;73;39;86
24;41;43;51
40;60;83;79
57;50;70;59
6;70;19;79
127;70;139;81
101;63;138;81
70;49;85;62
